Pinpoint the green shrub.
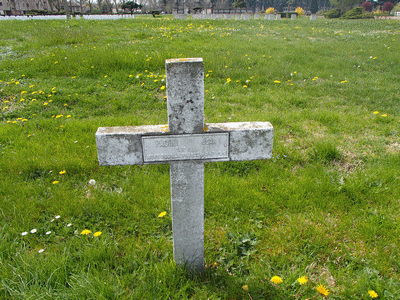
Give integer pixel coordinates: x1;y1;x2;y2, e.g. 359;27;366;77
27;9;50;15
341;7;365;19
279;12;298;18
323;8;341;18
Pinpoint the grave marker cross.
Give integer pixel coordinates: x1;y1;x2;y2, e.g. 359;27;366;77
95;58;273;272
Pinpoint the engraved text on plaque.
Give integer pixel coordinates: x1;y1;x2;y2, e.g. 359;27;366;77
142;133;229;162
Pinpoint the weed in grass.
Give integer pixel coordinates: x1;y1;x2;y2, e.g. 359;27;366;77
312;141;342;163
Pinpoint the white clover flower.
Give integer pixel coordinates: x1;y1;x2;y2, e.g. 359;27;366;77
30;229;37;234
46;231;52;235
55;215;60;219
88;179;96;186
38;249;45;253
21;231;28;236
67;223;72;227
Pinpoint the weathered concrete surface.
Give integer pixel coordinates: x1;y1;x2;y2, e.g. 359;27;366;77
207;122;273;161
96;132;143;166
95;58;274;273
95;122;273;166
265;14;274;20
170;161;204;272
166;58;204;134
167;58;205;272
95;125;168;166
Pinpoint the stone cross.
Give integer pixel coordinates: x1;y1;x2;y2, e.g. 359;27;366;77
95;58;273;272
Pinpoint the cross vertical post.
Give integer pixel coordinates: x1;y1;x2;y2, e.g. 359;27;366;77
166;58;205;272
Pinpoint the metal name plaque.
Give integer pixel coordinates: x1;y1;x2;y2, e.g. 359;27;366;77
142;133;229;162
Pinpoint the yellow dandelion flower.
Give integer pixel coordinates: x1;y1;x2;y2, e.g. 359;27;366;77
66;115;71;118
243;85;248;88
160;85;166;90
381;114;387;117
94;231;102;237
226;78;231;83
297;276;308;285
242;285;249;291
55;115;63;118
158;211;167;218
368;290;378;298
52;181;59;184
316;284;329;296
80;229;91;235
341;80;348;83
373;111;379;114
274;80;281;84
59;170;66;175
206;74;210;78
43;102;48;106
104;75;108;78
271;276;283;285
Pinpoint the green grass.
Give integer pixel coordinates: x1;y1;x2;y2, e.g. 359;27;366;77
1;16;400;299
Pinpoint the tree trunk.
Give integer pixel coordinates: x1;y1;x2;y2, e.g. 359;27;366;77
64;0;70;18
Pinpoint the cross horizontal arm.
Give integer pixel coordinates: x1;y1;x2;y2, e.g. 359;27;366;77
96;122;273;166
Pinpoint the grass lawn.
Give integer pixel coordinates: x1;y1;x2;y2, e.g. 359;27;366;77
1;16;399;299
